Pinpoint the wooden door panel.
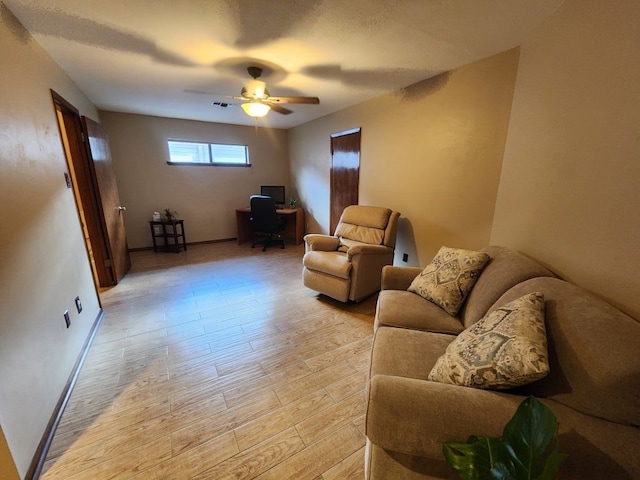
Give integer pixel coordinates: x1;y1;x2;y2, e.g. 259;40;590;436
82;117;131;283
330;128;361;234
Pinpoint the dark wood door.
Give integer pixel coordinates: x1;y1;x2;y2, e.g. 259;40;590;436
330;128;361;234
82;117;131;283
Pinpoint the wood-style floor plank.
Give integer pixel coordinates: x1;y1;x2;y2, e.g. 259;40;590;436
42;242;377;479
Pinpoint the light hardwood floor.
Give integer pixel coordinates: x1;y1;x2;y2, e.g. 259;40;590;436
42;241;377;479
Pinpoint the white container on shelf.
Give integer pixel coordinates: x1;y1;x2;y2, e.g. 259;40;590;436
152;211;162;234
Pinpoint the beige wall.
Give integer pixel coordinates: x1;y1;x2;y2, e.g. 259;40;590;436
3;2;637;477
99;112;290;249
290;49;519;266
491;0;640;319
0;4;101;477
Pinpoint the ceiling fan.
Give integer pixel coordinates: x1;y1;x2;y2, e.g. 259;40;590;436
222;66;320;118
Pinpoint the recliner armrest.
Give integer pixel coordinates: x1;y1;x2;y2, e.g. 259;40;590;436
303;234;340;252
346;244;393;259
366;375;518;459
381;265;423;290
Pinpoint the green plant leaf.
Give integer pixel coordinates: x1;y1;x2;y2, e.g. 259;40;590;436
499;397;564;479
504;396;556;458
536;450;568;480
443;435;504;480
443;397;566;480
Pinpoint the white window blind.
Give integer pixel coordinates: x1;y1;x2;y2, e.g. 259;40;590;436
167;140;249;166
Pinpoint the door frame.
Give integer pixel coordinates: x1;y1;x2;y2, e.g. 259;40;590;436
51;90;116;287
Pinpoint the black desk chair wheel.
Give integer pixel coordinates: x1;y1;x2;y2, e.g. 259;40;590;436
250;195;285;251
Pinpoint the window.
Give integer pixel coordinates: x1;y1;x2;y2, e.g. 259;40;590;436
167;140;250;166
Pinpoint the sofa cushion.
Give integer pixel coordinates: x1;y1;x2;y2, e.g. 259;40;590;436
428;293;549;390
303;251;351;279
374;290;465;335
459;246;557;328
370;326;454;381
408;246;490;316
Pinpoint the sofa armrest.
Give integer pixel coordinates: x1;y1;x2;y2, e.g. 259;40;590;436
380;265;423;290
366;375;521;459
303;234;340;252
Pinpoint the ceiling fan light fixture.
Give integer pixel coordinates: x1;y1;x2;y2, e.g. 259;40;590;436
246;79;267;98
241;101;271;118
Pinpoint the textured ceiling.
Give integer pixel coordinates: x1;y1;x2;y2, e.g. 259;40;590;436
4;0;564;129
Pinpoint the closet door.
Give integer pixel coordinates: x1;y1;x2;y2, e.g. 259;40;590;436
82;116;131;284
330;128;361;234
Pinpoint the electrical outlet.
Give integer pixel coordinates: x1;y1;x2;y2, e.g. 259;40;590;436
64;310;70;328
402;253;408;262
75;296;83;314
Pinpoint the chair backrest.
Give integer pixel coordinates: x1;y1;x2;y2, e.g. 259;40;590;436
250;195;281;233
334;205;400;248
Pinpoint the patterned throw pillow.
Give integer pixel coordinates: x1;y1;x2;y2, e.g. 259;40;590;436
408;246;490;316
428;292;549;390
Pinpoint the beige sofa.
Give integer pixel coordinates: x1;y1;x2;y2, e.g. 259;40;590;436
366;246;640;479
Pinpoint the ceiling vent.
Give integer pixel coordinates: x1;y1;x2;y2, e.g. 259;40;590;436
211;101;234;108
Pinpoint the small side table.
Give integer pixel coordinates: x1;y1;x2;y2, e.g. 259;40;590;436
149;220;187;253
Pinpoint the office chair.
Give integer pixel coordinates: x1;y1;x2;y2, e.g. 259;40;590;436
250;195;285;251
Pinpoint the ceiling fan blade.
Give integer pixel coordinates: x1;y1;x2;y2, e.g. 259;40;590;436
185;88;220;95
265;103;293;115
185;89;240;100
266;96;320;104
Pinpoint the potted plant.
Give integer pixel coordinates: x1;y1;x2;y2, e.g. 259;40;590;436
163;208;178;222
288;197;298;209
443;396;566;480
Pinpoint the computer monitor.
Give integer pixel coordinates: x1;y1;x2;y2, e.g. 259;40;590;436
260;185;286;206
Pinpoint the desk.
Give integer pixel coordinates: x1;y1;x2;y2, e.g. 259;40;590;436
149;220;187;253
235;207;305;245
